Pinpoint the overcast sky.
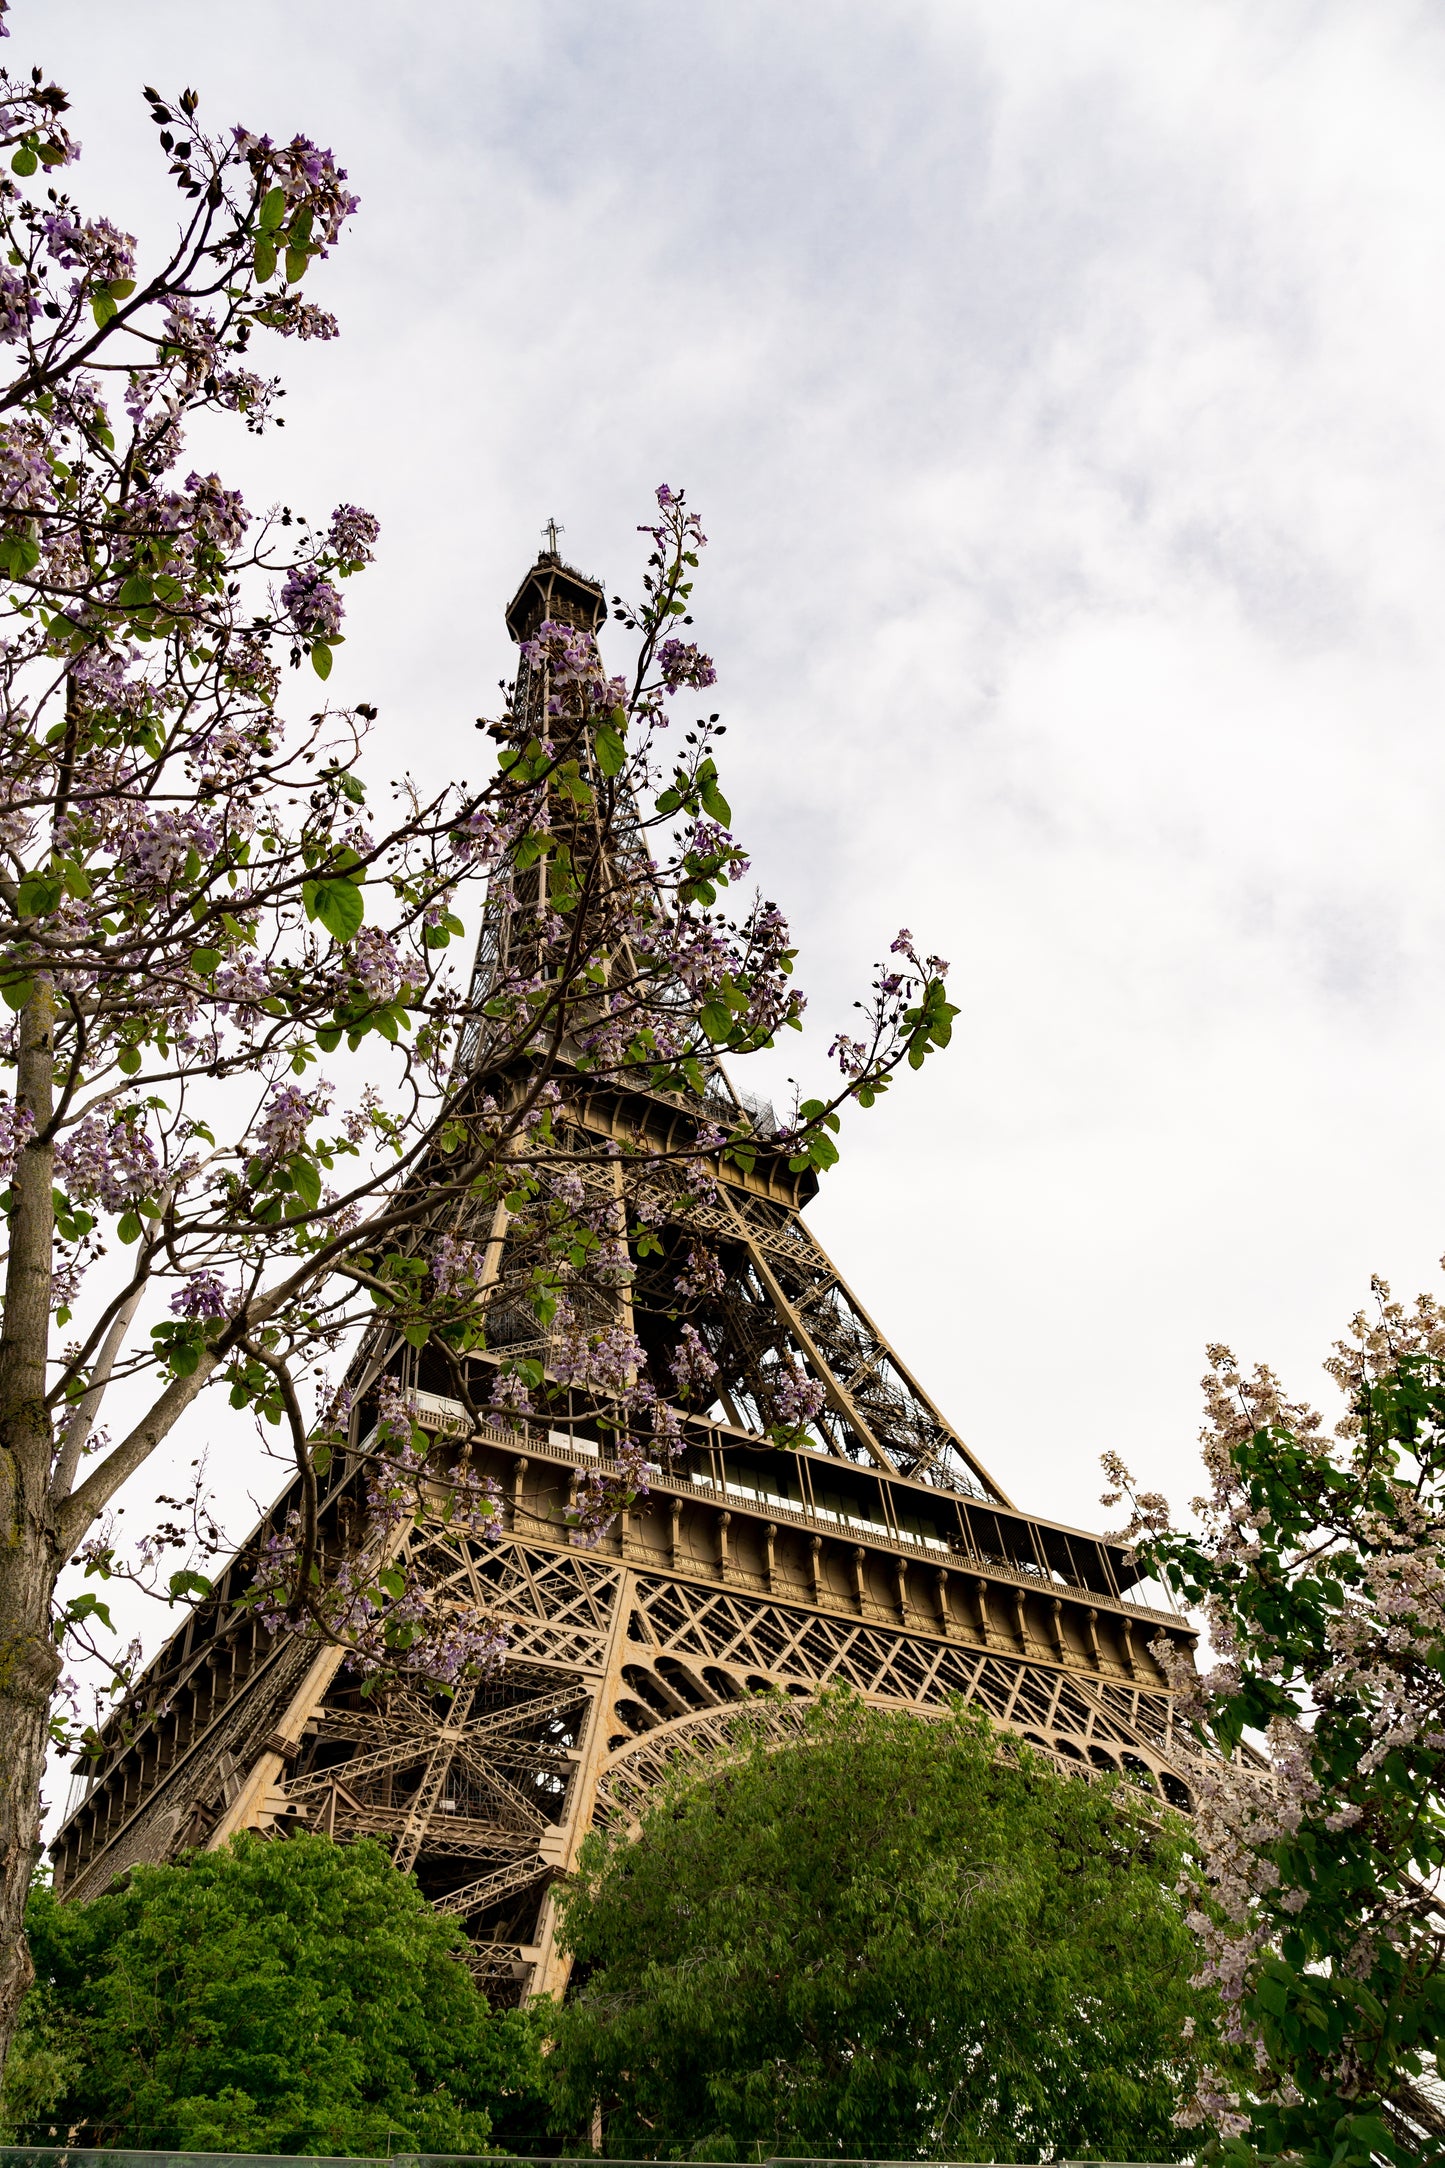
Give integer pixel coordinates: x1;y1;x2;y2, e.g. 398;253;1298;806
22;1;1445;1612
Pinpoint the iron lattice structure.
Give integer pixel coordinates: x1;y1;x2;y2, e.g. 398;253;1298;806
50;546;1201;2002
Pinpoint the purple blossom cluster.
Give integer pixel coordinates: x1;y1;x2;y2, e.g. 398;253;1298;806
828;1032;870;1080
657;637;717;693
50;1252;89;1314
41;211;135;285
374;1375;420;1447
349;924;403;1002
565;1381;689;1549
232;129;360;246
315;1380;354;1438
327;502;379;564
669;1322;718;1398
254;1371;510;1689
252;1081;330;1164
56;1114;162;1213
545;1168;586;1214
674;1244;726;1300
0;1091;33;1183
520;618;629;739
214;959;272;1016
430;1231;483;1298
252;1501;508;1689
683;817;748;878
0;264;36;344
287;303;339;342
183;470;250;550
70;641;146;712
170;1271;230;1320
773;1366;826;1427
155;295;270;414
552;1315;647;1395
639;481;707;555
486;1369;533;1427
453;804;518;867
114;806;220;894
280;564;343;638
0;422;53;512
890;926;950;977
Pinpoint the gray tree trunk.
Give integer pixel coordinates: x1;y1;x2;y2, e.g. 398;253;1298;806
0;982;60;2067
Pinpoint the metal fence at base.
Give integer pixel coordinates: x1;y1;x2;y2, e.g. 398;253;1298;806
0;2149;1181;2167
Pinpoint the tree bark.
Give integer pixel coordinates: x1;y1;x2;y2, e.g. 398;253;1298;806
0;980;59;2071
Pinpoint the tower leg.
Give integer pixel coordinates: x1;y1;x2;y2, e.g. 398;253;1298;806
526;1564;634;2005
205;1641;346;1849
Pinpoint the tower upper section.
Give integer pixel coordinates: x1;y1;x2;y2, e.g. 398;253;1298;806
504;549;607;646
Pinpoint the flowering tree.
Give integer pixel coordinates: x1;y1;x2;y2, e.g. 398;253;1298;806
1105;1280;1445;2166
0;42;958;2077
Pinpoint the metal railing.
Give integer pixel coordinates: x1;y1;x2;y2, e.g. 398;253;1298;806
390;1396;1178;1631
0;2150;1181;2167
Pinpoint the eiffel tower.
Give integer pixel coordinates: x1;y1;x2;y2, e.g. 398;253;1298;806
50;538;1201;2002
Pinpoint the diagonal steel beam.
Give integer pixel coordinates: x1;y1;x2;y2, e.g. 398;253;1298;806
435;1857;552;1918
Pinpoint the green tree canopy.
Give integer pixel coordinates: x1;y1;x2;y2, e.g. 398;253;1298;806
548;1696;1222;2163
7;1832;545;2153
